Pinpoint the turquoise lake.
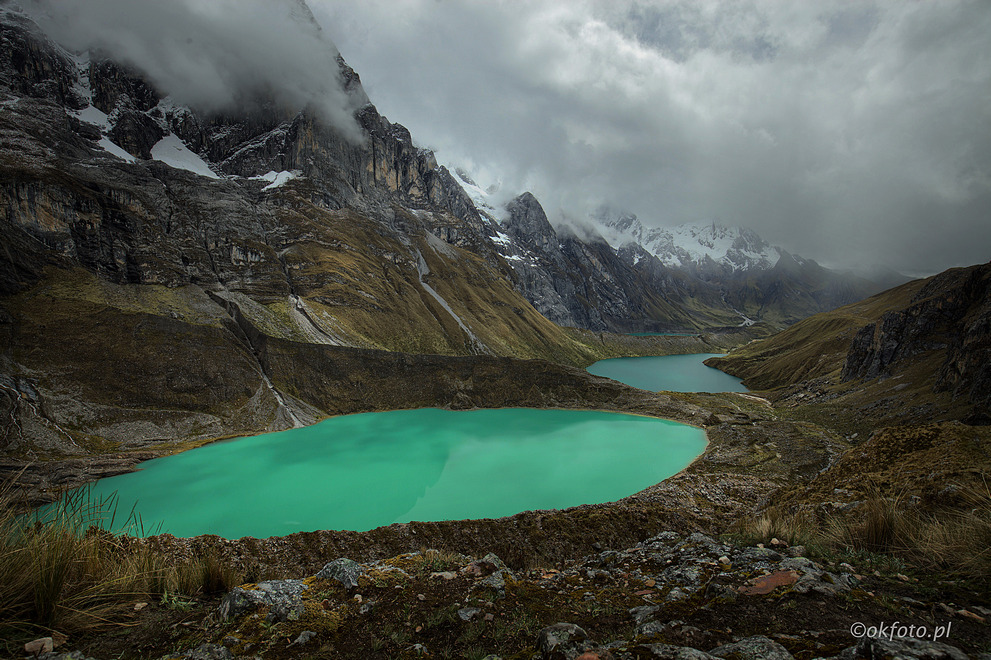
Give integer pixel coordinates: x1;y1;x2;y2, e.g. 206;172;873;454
586;353;748;393
76;408;706;539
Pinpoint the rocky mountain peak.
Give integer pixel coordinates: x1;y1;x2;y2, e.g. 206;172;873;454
502;192;556;251
287;0;320;33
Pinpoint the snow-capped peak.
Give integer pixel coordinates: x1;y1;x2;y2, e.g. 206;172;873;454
596;211;781;274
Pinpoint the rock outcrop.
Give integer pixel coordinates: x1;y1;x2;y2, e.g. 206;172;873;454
842;262;991;413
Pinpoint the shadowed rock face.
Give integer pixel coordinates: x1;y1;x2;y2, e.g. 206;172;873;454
0;11;79;106
843;262;991;410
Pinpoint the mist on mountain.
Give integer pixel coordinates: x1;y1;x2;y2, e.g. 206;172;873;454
21;0;363;139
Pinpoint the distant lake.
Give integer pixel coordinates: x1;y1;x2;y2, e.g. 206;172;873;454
587;353;748;393
69;408;706;539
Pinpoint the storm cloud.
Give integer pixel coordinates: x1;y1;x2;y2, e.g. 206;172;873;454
313;0;991;275
25;0;363;139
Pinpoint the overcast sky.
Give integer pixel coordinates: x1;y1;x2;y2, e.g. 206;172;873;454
311;0;991;276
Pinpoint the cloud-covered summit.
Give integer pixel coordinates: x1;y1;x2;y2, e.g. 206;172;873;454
314;0;991;276
24;0;363;138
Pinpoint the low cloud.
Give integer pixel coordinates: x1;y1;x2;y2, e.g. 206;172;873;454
25;0;363;139
314;0;991;275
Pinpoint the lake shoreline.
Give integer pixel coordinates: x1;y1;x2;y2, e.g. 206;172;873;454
120;390;843;576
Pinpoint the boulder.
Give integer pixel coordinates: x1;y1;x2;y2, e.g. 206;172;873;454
217;579;309;622
538;622;591;659
709;636;794;660
316;557;363;591
839;637;969;660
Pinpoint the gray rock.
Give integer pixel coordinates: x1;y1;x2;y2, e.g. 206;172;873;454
464;552;513;579
537;622;590;659
458;607;482;621
734;547;783;564
480;569;507;594
778;556;817;571
181;644;234;660
316;557;363;591
266;599;305;624
37;653;99;660
636;620;670;637
703;581;739;604
684;533;720;548
481;552;514;579
218;579;309;622
710;635;794;660
839;637;969;660
641;531;682;551
789;566;857;596
629;605;660;625
639;645;721;660
660;563;707;588
289;631;316;647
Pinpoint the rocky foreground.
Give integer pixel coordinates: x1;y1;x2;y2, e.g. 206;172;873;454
25;531;989;660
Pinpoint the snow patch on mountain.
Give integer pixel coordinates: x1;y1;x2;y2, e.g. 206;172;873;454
67;50;136;162
252;170;301;190
96;138;136;162
151;134;220;179
74;104;109;130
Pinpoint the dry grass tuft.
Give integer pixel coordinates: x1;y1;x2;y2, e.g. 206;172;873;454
734;479;991;579
0;478;246;644
738;507;821;549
